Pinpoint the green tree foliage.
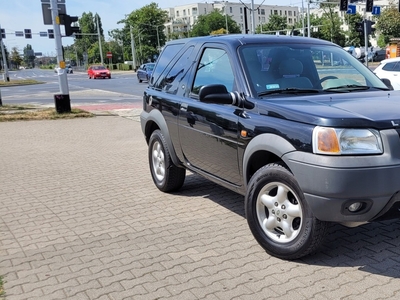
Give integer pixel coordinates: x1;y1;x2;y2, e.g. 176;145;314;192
23;44;35;68
344;13;364;47
318;3;346;46
190;9;241;37
376;5;400;46
256;14;287;34
117;2;168;65
10;47;23;68
73;12;105;65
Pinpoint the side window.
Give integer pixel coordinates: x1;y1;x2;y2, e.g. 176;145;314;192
382;62;395;71
192;48;235;95
160;46;195;94
394;63;400;72
151;43;184;86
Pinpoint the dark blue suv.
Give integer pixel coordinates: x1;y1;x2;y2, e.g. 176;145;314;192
140;34;400;259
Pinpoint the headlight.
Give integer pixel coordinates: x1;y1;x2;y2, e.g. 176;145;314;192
313;126;383;155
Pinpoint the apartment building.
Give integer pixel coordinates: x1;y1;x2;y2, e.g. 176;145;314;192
163;1;300;38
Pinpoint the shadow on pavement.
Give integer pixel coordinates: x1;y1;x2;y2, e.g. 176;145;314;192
173;173;400;278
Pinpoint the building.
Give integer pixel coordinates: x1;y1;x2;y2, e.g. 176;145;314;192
164;1;300;38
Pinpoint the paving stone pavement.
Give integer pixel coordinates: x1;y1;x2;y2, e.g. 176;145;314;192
1;113;400;300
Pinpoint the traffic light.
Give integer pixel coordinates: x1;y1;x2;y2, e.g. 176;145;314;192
355;21;364;35
366;0;373;12
60;14;81;37
339;0;348;11
0;28;5;40
366;20;376;35
48;29;54;39
24;29;32;39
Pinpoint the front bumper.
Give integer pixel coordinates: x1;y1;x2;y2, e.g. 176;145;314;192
284;129;400;224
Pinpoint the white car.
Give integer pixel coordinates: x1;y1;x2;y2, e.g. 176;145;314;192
373;57;400;90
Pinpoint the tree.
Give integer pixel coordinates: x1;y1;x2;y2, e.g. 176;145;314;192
318;2;346;46
119;2;169;66
23;44;35;68
376;4;400;46
73;12;105;65
256;14;287;34
190;9;241;37
344;13;364;47
10;47;22;69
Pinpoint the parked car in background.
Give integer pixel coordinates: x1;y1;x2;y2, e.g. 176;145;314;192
137;63;155;83
368;50;386;62
54;64;73;74
373;57;400;90
87;65;111;79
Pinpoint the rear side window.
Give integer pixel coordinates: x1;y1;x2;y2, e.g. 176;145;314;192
160;46;195;94
150;43;184;85
382;62;400;72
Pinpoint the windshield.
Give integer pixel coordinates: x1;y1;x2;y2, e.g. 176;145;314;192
240;43;389;96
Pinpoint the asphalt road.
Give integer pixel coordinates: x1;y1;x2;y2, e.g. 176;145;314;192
1;68;146;106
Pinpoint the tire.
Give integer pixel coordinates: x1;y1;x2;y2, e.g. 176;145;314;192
245;163;328;260
148;130;186;192
138;76;142;83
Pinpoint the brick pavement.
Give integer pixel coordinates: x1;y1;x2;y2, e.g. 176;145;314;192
1;114;400;300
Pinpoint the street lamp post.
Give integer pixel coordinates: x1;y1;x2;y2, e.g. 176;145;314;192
224;1;229;34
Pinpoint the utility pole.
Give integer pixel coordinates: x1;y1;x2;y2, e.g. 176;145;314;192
0;24;10;82
50;0;71;113
96;15;103;65
250;0;255;34
307;0;311;38
130;25;137;71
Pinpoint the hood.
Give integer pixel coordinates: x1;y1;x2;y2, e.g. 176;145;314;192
255;90;400;129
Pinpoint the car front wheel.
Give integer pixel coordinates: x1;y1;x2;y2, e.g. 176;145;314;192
148;130;186;192
245;163;328;260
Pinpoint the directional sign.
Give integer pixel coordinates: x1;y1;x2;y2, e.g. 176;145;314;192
347;4;356;14
372;6;381;15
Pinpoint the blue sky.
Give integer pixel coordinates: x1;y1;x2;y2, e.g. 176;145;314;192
0;0;300;56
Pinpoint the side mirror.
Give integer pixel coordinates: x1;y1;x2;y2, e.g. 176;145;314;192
198;84;254;109
381;78;394;90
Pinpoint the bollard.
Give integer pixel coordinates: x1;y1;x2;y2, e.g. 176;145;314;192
0;88;2;106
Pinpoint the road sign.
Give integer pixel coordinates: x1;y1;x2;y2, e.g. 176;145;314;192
39;31;48;37
347;4;356;14
106;52;112;58
15;31;24;37
372;6;381;15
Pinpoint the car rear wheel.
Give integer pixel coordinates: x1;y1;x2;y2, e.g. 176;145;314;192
148;130;185;192
245;163;328;260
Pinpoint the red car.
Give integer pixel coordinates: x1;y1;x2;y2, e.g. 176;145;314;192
88;65;111;79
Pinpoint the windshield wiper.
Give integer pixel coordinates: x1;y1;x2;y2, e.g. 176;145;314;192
258;88;321;96
324;85;370;92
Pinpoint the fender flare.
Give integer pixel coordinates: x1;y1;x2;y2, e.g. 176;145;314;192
142;109;182;168
242;133;296;189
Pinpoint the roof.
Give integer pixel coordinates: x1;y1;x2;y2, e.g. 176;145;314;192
165;34;336;47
